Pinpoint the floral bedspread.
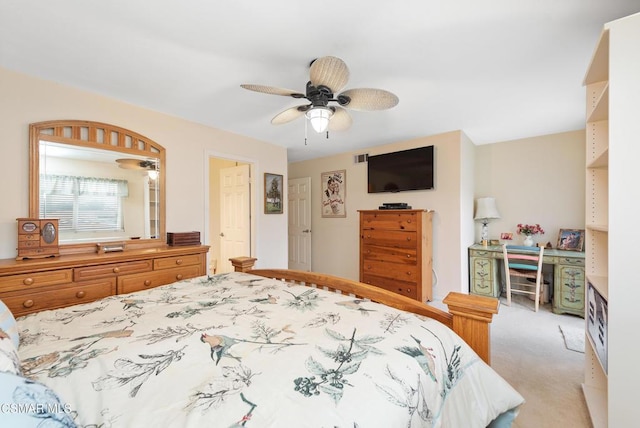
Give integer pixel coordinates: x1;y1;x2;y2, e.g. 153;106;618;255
16;273;523;427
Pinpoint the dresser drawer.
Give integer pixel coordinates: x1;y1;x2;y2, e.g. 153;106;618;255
117;265;202;294
361;245;417;264
361;259;419;283
361;274;417;300
154;254;204;270
361;212;419;231
3;278;116;317
361;229;418;249
74;260;153;281
0;269;73;293
557;257;585;267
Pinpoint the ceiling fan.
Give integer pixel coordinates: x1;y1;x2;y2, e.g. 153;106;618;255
115;158;157;170
241;56;399;133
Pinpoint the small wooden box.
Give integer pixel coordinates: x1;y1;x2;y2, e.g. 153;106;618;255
16;218;60;260
167;231;201;246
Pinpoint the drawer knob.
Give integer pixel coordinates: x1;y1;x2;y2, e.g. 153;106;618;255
76;291;86;298
176;259;183;265
144;280;152;286
23;299;34;308
407;219;412;223
406;254;410;258
406;237;412;241
23;277;34;286
406;271;412;276
113;267;120;274
176;274;183;280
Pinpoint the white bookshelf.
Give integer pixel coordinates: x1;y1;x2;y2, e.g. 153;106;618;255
582;13;640;427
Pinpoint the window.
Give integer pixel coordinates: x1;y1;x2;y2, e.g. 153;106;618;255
39;174;129;232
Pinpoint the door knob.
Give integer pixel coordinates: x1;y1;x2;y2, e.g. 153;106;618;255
220;233;225;237
302;229;311;233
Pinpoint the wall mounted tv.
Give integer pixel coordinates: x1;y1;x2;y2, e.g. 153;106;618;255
367;145;434;193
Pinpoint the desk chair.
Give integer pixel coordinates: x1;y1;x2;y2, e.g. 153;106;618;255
502;244;545;312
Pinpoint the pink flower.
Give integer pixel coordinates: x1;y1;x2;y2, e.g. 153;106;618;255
516;223;545;236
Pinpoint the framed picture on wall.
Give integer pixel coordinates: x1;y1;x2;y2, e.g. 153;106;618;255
264;173;283;214
556;229;585;251
321;170;346;218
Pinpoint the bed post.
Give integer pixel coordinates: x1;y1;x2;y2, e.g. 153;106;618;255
442;292;499;365
229;256;257;272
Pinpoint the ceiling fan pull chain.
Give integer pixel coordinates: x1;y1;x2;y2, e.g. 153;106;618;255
304;117;308;145
326;131;329;139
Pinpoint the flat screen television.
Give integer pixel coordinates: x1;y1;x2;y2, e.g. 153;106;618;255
367;145;434;193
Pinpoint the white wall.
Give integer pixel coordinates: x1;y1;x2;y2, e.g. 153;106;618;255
0;67;288;268
288;131;471;300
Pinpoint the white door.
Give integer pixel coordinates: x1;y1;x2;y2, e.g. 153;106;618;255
219;165;251;273
288;177;312;271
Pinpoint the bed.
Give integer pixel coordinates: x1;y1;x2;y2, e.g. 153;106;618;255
1;266;524;428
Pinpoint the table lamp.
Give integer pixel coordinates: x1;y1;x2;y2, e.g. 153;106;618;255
474;197;501;245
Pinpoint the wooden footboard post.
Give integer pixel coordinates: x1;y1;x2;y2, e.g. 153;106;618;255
229;256;257;272
442;292;499;365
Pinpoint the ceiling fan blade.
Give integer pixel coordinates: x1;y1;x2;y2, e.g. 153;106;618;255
310;56;350;94
338;88;399;111
116;158;156;170
116;158;144;170
241;84;305;98
271;105;308;125
329;107;352;131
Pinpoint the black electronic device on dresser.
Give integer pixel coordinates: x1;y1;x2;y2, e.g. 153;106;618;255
378;203;412;210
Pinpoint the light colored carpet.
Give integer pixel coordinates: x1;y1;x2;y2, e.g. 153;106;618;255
490;295;590;428
559;324;585;353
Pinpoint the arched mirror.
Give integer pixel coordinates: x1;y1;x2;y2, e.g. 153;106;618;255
29;120;166;253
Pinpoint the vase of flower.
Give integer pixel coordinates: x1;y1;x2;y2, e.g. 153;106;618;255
516;223;544;247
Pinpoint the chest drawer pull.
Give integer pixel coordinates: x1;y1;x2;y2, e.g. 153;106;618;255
144;280;152;286
113;267;120;274
76;291;86;298
23;299;34;308
176;274;183;280
175;259;183;265
406;237;412;241
23;278;34;285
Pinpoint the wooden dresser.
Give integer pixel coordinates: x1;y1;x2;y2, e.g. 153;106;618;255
0;245;209;317
359;210;433;302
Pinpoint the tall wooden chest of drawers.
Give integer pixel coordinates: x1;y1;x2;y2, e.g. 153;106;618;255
359;210;433;302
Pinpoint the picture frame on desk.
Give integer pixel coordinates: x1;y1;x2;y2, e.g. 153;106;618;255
556;229;585;251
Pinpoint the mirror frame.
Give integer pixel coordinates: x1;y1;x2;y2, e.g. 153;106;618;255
29;120;166;254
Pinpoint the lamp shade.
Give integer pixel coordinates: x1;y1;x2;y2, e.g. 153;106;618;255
305;107;333;133
474;197;501;220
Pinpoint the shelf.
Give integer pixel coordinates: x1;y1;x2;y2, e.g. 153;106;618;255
587;84;609;123
587;146;608;169
586;224;608;233
586;275;608;300
584;29;609;85
582;384;607;428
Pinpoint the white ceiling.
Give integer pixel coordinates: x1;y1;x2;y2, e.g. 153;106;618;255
1;1;638;162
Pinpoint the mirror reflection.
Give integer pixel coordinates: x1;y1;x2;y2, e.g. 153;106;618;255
38;141;161;244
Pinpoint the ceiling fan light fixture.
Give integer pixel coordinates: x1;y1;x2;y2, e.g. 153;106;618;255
305;107;333;133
